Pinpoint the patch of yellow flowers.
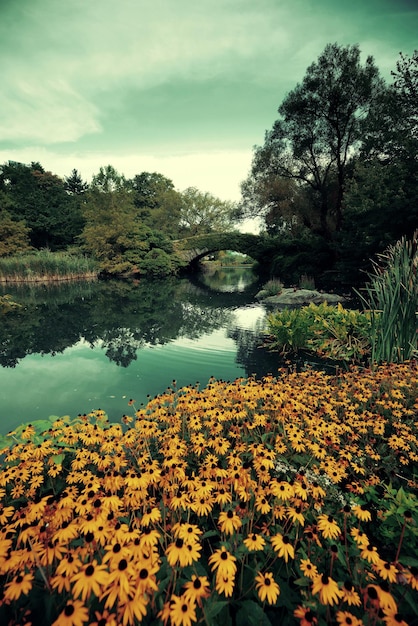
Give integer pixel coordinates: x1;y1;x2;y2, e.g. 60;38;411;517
0;362;417;625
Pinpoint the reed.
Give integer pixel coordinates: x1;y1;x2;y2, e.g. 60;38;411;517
0;250;99;283
356;231;417;364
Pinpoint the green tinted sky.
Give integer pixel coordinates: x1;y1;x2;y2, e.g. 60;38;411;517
0;0;416;201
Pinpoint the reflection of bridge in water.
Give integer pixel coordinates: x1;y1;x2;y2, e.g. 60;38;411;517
173;232;271;268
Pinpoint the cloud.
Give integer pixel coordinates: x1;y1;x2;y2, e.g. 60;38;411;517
0;78;101;143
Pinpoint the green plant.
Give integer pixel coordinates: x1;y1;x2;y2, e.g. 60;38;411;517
0;250;98;282
356;231;418;364
261;278;284;297
266;302;373;363
298;273;315;290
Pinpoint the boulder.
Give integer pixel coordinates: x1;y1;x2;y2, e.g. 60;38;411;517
256;288;345;306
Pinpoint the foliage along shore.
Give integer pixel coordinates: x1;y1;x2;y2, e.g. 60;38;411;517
0;250;99;284
0;361;417;625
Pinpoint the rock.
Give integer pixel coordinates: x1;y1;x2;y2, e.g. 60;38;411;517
257;288;345;306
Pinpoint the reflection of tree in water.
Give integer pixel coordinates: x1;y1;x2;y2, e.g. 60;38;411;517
227;323;282;379
0;278;235;368
100;328;146;368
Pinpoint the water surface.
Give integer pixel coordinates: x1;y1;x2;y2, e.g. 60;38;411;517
0;268;280;433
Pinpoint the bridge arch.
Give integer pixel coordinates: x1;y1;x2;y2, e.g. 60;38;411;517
173;232;267;267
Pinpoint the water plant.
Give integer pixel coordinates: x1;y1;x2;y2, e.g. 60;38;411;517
0;250;98;283
356;232;418;364
265;302;373;363
0;362;417;625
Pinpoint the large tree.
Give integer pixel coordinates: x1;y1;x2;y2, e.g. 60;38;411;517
0;161;84;249
241;43;385;240
179;187;239;236
128;172;183;237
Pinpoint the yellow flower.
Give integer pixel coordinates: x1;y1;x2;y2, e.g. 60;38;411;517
183;575;211;605
311;573;342;606
218;509;242;535
243;532;266;552
360;543;381;565
336;610;363;626
340;580;361;606
270;533;295;562
3;572;34;602
215;572;235;597
51;600;90;626
71;559;110;602
255;571;280;605
317;514;341;540
169;594;197;626
352;503;372;522
208;547;237;577
299;558;318;580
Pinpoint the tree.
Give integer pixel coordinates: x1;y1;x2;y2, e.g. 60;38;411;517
0;208;32;256
241;43;384;240
64;169;89;195
0;161;84;249
179;187;239;236
128;172;183;237
391;49;417;140
79;166;179;276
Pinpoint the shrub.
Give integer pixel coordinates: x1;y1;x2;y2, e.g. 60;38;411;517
356;231;418;364
266;302;373;363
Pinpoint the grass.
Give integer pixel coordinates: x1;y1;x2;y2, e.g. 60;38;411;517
356;231;417;364
0;250;99;283
0;362;417;625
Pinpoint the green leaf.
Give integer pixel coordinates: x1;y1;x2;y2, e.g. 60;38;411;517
204;600;230;624
235;600;272;626
50;453;65;465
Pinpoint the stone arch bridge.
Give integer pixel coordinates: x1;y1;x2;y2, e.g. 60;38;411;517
173;232;270;267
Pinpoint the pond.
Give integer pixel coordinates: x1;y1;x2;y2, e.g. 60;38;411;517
0;266;285;434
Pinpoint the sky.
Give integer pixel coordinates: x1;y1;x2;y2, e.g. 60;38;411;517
0;0;417;205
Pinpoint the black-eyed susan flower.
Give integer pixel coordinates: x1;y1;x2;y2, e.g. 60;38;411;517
316;514;341;540
352;503;372;522
255;571;280;605
402;566;418;591
208;546;237;577
360;543;381;565
166;537;199;568
117;587;149;626
336;610;363;626
51;599;90;626
243;532;266;552
374;560;399;583
3;572;34;602
183;574;211;606
71;559;110;602
311;573;342;606
270;532;295;562
293;605;318;625
382;609;409;626
340;580;361;607
169;594;197;626
299;558;318;580
215;572;235;597
218;509;242;535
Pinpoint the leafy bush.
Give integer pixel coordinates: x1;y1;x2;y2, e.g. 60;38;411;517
0;363;416;625
266;302;373;363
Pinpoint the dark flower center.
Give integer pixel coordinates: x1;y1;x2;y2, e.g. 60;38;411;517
85;565;94;576
64;605;75;617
